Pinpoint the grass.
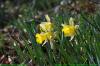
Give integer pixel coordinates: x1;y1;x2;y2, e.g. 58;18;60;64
10;10;100;65
0;0;100;66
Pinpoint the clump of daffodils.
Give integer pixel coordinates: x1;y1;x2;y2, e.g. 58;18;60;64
62;17;79;41
35;15;79;48
35;15;54;47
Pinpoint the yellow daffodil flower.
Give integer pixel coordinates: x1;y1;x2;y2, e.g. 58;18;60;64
35;33;47;44
62;17;79;40
39;15;53;32
62;25;76;36
35;32;53;44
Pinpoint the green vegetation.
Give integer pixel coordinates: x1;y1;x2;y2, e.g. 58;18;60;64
0;0;100;66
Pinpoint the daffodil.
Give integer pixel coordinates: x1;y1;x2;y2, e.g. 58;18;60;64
62;17;79;41
62;25;76;36
35;32;53;44
39;15;53;32
35;33;47;44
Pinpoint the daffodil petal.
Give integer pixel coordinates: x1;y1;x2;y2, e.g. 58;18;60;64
69;36;74;41
61;24;65;26
75;25;79;29
69;17;74;26
45;14;50;22
42;40;47;46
